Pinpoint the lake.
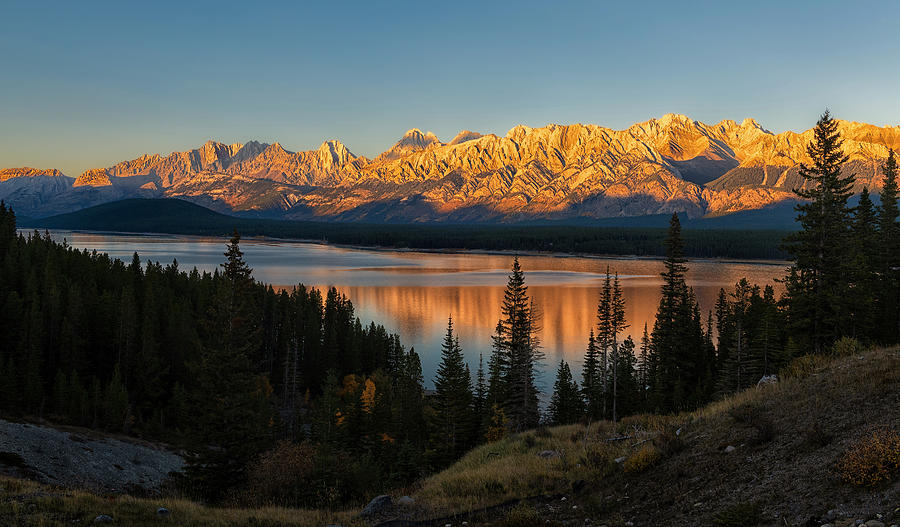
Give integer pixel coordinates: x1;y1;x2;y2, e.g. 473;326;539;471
43;230;789;390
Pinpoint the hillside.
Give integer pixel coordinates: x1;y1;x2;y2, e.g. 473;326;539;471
2;115;898;222
3;346;898;526
23;198;792;259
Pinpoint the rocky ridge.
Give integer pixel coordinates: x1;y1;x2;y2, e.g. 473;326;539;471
4;115;900;221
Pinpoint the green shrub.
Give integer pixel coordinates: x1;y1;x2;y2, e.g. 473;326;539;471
831;336;864;357
781;354;829;379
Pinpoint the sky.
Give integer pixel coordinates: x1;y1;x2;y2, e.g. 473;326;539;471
3;0;900;177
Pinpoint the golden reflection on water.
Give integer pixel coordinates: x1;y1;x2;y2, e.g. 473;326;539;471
329;259;786;387
46;230;788;388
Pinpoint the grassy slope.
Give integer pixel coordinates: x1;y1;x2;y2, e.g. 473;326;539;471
2;347;898;526
414;346;900;526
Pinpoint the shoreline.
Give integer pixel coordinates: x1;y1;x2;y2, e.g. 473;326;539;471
24;227;792;268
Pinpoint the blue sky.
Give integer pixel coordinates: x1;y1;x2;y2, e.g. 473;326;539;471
2;0;899;176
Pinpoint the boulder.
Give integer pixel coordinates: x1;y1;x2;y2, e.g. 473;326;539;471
538;450;561;459
397;495;415;506
757;374;778;386
156;507;170;517
360;495;393;517
93;515;113;523
724;445;736;453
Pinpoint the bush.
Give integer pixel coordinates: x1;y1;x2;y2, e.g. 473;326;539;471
781;354;829;379
244;441;317;506
836;428;900;486
831;336;864;357
623;445;660;474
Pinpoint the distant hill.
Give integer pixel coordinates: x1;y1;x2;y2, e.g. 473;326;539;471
26;198;239;233
24;198;791;259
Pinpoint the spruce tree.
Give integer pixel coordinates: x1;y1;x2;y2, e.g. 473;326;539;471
649;213;707;412
612;336;640;418
581;329;601;420
608;272;628;422
783;111;855;353
849;188;879;341
185;232;273;502
498;258;541;431
429;316;474;467
878;149;900;343
548;360;583;425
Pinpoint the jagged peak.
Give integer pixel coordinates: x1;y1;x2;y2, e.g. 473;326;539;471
0;167;68;181
318;139;354;167
449;130;483;145
656;113;694;127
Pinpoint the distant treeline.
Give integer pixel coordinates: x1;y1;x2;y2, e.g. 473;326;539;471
27;198;790;260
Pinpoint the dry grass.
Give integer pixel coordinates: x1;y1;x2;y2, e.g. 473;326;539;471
416;346;900;524
0;476;360;527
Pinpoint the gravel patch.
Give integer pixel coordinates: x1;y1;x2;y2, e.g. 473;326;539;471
0;419;183;493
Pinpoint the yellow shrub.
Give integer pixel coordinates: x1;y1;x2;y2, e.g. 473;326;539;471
623;445;661;474
781;354;829;379
836;428;900;486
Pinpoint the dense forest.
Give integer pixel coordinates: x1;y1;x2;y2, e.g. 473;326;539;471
1;111;897;508
27;199;790;260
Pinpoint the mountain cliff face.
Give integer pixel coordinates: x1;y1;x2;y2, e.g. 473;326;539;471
5;115;900;221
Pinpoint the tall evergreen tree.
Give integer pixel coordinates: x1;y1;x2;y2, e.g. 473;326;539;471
878;149;900;343
849;188;879;341
608;272;628;422
581;329;602;420
783;111;855;353
497;258;541;431
548;360;583;425
429;317;474;468
185;232;274;502
648;213;707;412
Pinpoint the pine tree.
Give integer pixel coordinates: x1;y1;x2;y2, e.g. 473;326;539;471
783;111;855;353
608;272;628;422
471;353;487;445
429;316;474;467
849;188;879;341
184;232;273;502
498;258;541;431
636;323;651;412
878;149;900;343
649;213;707;412
612;336;640;418
103;364;129;432
548;360;583;425
581;329;602;420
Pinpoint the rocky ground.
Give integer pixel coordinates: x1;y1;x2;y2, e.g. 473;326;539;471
0;419;183;493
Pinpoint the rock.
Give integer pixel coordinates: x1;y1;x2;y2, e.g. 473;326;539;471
614;456;627;464
865;521;885;527
757;374;778;386
93;515;113;523
397;495;415;506
156;507;170;517
537;450;561;459
724;445;736;453
360;495;393;517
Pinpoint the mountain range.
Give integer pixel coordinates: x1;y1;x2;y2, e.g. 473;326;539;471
3;114;899;222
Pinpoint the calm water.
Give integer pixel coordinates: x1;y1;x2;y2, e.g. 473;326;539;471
43;230;788;390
